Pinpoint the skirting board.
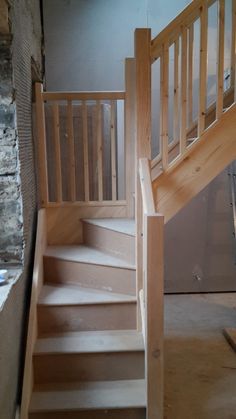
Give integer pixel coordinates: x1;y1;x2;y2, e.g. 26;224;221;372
223;328;236;352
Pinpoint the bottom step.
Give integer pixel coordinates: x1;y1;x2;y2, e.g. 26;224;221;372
29;380;146;419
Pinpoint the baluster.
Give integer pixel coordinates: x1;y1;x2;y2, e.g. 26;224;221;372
82;101;89;202
198;3;208;135
52;103;62;202
180;26;188;153
217;0;225;119
174;38;180;143
67;100;76;201
160;42;169;169
188;24;194;128
110;100;117;201
96;100;103;201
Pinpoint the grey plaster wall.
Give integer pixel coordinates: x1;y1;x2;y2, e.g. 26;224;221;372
43;0;191;91
0;1;42;418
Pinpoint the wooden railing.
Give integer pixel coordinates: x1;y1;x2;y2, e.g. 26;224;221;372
139;158;164;419
35;68;135;216
148;0;236;176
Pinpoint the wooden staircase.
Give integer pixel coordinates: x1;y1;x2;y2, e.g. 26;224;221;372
25;217;146;418
21;0;236;418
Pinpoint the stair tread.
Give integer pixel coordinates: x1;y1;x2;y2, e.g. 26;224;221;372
83;218;135;236
34;330;144;354
45;245;135;269
30;379;146;412
38;284;136;306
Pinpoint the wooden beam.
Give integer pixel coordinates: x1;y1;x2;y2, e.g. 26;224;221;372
139;158;155;214
96;100;103;201
82;101;90;202
180;26;188;153
35;83;49;207
135;28;152;330
173;38;180;143
143;213;164;419
110;100;117;201
67;101;76;202
125;57;136;217
188;24;194;127
42;91;125;101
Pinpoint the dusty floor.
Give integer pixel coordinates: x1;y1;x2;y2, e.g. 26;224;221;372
165;293;236;419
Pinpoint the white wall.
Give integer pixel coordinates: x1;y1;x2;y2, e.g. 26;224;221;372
43;0;191;91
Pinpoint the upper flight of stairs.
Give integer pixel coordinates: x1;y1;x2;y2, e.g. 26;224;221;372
28;218;146;418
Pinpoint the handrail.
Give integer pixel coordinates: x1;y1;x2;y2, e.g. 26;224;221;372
139;158;155;214
42;91;125;101
151;0;215;60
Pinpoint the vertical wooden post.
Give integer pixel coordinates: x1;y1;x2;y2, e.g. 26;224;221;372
188;24;194;128
216;0;225;119
173;38;180;143
144;213;164;419
35;83;49;207
198;3;208;136
125;57;136;217
52;103;62;203
82;101;90;202
135;28;152;329
180;26;188;153
110;100;117;201
160;42;169;169
67;100;76;202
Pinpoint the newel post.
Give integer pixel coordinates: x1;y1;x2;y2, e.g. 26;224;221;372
134;28;152;328
35;82;48;207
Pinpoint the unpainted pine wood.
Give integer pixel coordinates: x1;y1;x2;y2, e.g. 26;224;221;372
110;100;117;201
96;101;103;201
42;91;125;102
139;158;155;214
160;42;169;169
35;83;49;206
125;58;136;218
52;103;62;203
135;28;152;330
46;204;128;245
153;103;236;223
143;213;164;419
180;26;188;153
198;3;208;135
216;0;225;119
67;101;76;201
188;24;194;127
173;38;180;143
82;101;90;202
20;209;47;419
231;0;236;101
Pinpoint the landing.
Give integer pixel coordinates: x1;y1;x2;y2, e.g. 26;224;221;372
165;293;236;419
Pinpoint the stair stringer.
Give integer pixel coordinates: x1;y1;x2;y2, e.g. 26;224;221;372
153;103;236;223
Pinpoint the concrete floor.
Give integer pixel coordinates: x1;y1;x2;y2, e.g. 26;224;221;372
165;293;236;419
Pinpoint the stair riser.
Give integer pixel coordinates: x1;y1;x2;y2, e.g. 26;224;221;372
83;222;135;264
33;352;144;383
38;303;136;334
44;257;136;296
29;409;146;419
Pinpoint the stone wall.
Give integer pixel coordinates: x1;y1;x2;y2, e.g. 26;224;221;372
0;34;23;264
0;1;42;418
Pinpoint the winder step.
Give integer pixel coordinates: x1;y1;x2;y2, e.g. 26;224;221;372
44;245;135;269
82;218;135;236
38;283;136;306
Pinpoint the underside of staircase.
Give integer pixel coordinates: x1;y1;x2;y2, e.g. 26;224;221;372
27;218;146;418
